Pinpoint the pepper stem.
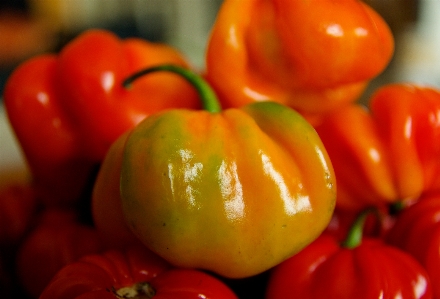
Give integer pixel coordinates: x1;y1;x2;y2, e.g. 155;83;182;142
123;64;222;113
115;282;155;299
340;207;378;249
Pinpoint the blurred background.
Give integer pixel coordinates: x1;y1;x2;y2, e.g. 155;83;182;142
0;0;223;185
1;0;440;185
1;0;440;98
362;0;440;101
0;0;223;92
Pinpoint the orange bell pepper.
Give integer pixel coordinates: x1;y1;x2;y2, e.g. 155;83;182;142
3;29;199;205
92;65;336;278
315;83;440;211
205;0;394;124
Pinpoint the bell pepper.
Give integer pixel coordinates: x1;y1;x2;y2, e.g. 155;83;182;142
266;209;433;299
93;64;336;279
315;83;440;211
325;206;393;242
0;183;38;246
39;247;238;299
3;29;200;205
15;208;104;298
205;0;394;124
387;191;440;299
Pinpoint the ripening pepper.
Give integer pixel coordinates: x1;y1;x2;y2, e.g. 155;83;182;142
92;64;336;279
92;131;144;251
266;209;433;299
205;0;394;124
315;83;440;211
3;29;199;205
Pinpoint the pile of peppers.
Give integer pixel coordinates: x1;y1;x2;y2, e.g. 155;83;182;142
1;0;439;298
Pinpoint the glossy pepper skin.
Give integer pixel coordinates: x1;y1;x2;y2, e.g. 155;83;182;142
108;65;336;279
39;247;238;299
3;29;199;205
266;211;433;299
205;0;394;124
387;191;440;299
315;84;440;211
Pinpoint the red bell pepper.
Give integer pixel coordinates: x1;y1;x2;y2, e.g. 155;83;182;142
0;183;38;246
325;206;394;242
315;83;440;211
3;29;200;205
266;209;433;299
15;208;104;298
205;0;394;124
387;191;440;299
39;246;239;299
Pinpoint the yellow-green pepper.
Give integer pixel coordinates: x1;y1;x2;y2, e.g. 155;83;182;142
95;65;336;278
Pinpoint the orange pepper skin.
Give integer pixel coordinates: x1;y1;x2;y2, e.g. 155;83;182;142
205;0;394;124
116;101;336;278
91;132;144;251
3;29;199;205
315;84;440;211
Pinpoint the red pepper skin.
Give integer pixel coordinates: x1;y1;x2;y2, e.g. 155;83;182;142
39;247;239;299
387;191;440;299
315;84;440;211
0;183;38;246
205;0;394;124
266;233;432;299
54;30;200;160
15;208;104;298
3;29;199;205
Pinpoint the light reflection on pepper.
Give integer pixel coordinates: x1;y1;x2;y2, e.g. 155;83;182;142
260;150;311;216
219;160;245;222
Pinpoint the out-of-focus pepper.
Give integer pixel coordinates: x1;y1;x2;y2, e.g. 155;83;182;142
315;83;440;211
205;0;394;124
3;29;200;205
93;64;336;279
0;183;38;246
387;191;440;299
15;208;104;298
266;209;433;299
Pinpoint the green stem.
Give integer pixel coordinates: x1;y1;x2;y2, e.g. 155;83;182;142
340;207;377;249
123;64;222;113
